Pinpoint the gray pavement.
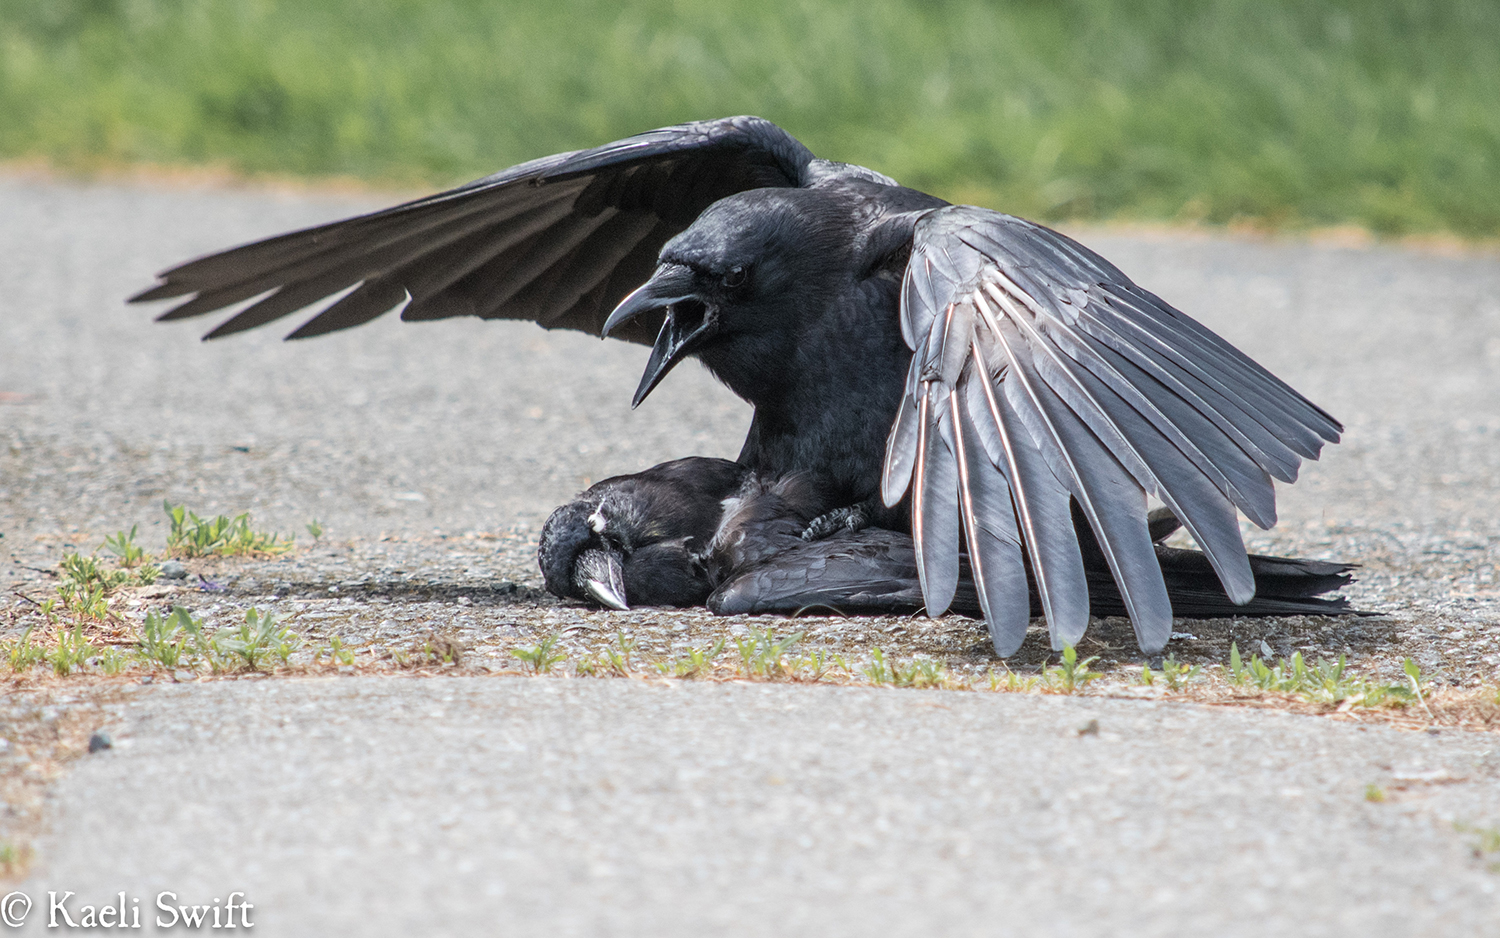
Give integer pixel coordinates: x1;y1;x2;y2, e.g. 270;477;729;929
2;173;1500;934
16;678;1500;936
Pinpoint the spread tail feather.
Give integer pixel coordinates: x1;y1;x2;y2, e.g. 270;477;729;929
709;529;1359;623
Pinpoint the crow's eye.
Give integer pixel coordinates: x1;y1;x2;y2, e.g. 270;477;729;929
722;265;748;289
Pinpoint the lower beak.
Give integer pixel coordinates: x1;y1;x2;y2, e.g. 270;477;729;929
574;547;629;610
630;301;717;407
603;265;716;408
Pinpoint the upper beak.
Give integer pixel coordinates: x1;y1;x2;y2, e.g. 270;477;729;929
603;264;716;408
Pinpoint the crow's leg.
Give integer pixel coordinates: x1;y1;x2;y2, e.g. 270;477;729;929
800;498;879;541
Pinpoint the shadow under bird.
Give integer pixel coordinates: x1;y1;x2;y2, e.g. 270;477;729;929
132;116;1346;656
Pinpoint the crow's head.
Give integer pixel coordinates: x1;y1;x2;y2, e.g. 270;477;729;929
537;458;747;609
537;487;656;610
602;189;853;406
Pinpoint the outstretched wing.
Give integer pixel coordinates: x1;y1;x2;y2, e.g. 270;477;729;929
130;117;815;344
882;206;1342;655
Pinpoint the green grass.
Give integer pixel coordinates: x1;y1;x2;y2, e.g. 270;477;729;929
1227;643;1422;707
164;501;293;558
2;0;1497;236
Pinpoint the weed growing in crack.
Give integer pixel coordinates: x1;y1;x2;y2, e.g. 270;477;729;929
53;540;158;625
138;607;195;669
3;627;48;673
164;501;293;558
98;646;129;676
735;627;804;679
317;636;358;667
863;647;896;685
219;608;302;670
1455;822;1500;872
1040;645;1101;694
898;656;952;689
657;638;726;679
987;666;1039;693
863;648;953;688
59;553;132;594
100;525;152;568
512;634;568;674
1139;654;1203;691
47;624;97;676
1227;643;1418;708
600;631;636;676
0;841;31;876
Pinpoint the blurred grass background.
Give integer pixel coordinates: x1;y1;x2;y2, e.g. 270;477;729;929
1;0;1496;236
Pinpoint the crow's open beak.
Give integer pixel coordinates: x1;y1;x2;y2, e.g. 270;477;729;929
573;547;629;611
603;264;716;408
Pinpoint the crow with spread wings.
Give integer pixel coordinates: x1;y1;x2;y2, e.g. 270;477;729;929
132;116;1348;656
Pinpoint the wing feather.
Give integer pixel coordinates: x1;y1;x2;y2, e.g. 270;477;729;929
132;116;816;343
953;372;1030;655
981;296;1173;649
886;205;1341;653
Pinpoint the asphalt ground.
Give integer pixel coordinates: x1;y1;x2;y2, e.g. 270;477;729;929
1;172;1499;934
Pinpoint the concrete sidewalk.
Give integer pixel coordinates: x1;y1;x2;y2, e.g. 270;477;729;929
15;677;1500;936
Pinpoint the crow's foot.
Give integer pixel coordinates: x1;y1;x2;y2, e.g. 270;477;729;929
801;501;874;541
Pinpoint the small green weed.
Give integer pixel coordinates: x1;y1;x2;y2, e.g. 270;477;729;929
138;607;195;669
60;552;130;591
988;666;1039;693
0;840;30;875
1405;658;1435;719
56;581;112;621
1140;654;1203;691
1227;643;1418;707
48;624;97;676
3;627;48;673
164;501;293;558
1455;822;1500;872
658;639;726;679
218;608;301;670
600;631;636;676
789;648;844;683
512;634;568;674
98;646;130;676
1364;784;1387;803
896;656;952;689
306;519;324;541
735;627;804;679
863;647;896;685
60;550;156;593
1041;645;1101;694
100;525;151;568
318;636;358;667
864;650;957;688
52;548;157;624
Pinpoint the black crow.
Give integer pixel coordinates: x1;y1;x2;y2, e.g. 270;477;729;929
539;459;1355;621
537;456;747;609
131;116;1342;655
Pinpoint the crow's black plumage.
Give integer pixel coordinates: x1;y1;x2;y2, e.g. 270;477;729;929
132;116;1344;655
539;460;1356;621
537;457;747;609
